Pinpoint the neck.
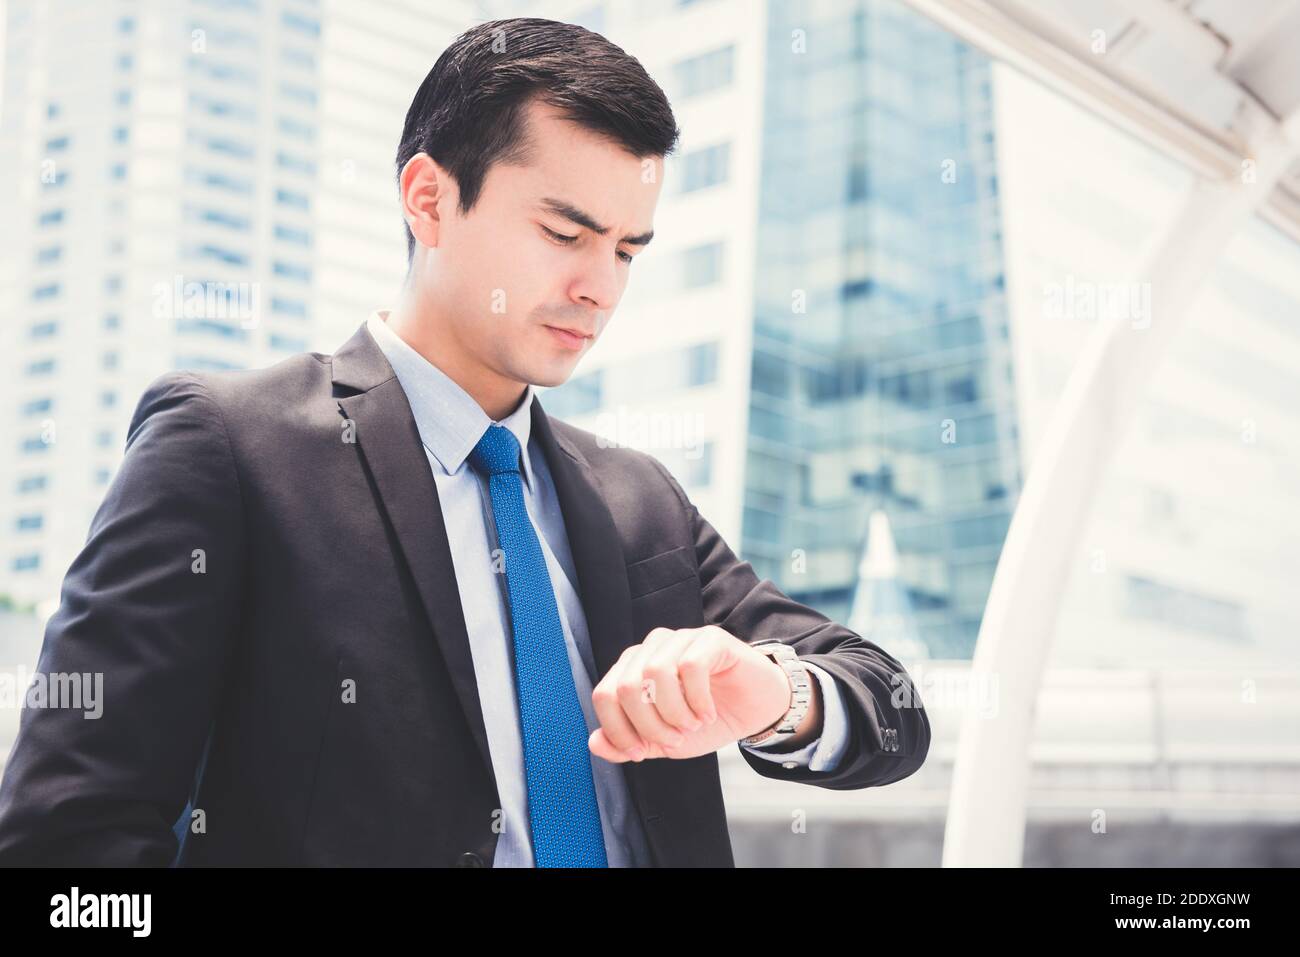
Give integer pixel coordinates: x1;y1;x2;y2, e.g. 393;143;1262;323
385;281;528;421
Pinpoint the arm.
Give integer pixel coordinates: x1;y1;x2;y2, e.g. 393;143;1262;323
649;459;930;791
0;371;245;865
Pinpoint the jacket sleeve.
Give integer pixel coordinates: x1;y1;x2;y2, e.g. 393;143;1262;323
0;371;245;865
648;459;931;791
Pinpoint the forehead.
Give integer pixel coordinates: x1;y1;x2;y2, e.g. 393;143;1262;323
501;99;664;220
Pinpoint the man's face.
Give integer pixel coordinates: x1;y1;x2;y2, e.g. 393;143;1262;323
422;99;664;390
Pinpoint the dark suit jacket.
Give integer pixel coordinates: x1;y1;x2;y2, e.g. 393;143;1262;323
0;321;931;867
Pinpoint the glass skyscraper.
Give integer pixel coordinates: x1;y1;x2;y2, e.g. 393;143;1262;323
742;0;1020;658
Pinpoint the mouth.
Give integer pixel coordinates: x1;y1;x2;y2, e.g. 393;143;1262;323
543;324;592;351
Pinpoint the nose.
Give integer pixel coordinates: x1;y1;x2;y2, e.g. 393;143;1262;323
569;246;622;313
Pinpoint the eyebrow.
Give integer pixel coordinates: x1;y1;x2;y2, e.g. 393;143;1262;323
537;197;654;246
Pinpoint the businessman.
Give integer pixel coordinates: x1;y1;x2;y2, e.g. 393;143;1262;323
0;17;929;867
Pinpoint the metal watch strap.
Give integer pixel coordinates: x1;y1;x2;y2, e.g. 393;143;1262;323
740;641;813;747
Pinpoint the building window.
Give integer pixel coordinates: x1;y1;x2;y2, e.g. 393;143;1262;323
187;168;254;195
22;397;53;415
190;244;248;266
198;135;254;159
273;260;311;281
686;340;719;386
682;242;723;288
280;47;316;70
189;208;249;230
175;355;241;371
17;475;49;494
282;11;321;36
274;224;312;246
674;45;734;99
177;318;249;341
189;93;257;123
270;333;308;352
679;142;730;193
277;116;315;140
275;151;316;175
280;83;317;106
271;297;308;318
12;555;41;572
275;188;310;211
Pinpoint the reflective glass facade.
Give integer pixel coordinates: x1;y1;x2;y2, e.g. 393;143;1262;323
742;0;1021;658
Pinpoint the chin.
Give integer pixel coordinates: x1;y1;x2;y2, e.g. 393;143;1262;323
529;360;581;388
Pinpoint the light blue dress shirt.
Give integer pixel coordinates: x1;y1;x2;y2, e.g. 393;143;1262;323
364;310;850;867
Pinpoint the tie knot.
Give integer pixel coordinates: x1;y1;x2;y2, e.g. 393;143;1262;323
468;423;522;476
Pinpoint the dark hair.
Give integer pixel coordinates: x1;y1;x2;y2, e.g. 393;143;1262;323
395;17;681;263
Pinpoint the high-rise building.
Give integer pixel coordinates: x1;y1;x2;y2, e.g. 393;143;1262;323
0;0;476;604
743;0;1018;659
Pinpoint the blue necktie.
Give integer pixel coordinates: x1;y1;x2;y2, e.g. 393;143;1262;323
468;423;609;868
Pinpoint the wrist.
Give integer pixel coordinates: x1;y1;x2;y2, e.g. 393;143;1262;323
740;641;814;747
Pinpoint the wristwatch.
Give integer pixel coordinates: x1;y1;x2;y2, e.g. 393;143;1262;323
739;640;814;747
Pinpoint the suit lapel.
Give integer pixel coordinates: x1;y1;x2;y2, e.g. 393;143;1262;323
529;401;637;680
331;321;497;792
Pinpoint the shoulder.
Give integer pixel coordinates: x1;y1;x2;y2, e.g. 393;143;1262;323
133;352;333;441
147;351;327;414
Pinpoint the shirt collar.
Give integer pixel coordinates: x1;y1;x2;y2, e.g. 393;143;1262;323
365;310;537;489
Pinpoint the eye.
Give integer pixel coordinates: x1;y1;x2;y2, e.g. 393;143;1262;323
541;225;577;245
617;250;634;264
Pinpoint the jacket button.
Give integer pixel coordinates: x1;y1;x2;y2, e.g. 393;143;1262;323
454;851;485;868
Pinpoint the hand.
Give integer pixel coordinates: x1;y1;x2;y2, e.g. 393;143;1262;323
587;626;799;763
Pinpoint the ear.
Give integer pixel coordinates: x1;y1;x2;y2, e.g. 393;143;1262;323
400;152;454;251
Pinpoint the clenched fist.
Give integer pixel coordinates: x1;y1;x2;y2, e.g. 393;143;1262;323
587;625;822;762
